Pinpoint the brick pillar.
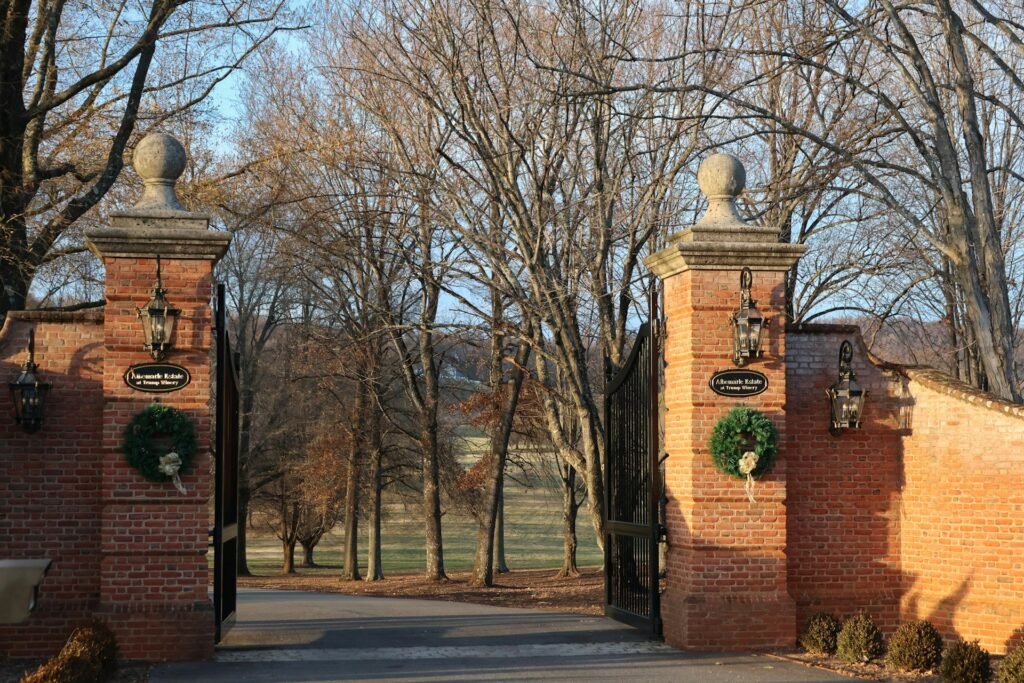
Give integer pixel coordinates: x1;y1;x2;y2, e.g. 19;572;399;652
645;154;805;650
84;134;230;660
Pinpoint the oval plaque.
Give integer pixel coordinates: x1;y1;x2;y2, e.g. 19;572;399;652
124;363;191;393
709;369;768;397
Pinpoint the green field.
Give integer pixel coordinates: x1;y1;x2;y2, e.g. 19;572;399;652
243;436;602;576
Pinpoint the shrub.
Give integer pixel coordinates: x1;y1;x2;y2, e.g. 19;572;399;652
887;620;944;672
63;620;118;679
20;620;118;683
998;642;1024;683
800;612;842;655
940;639;991;683
837;612;885;663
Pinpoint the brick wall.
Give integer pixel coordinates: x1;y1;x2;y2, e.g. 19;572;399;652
0;256;216;661
786;325;1024;653
0;310;105;656
785;326;904;633
898;370;1024;653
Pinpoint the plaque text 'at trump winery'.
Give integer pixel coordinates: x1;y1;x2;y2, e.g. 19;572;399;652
709;369;768;397
123;364;191;393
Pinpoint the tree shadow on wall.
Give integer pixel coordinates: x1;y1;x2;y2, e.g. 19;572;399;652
1006;625;1024;652
901;573;972;640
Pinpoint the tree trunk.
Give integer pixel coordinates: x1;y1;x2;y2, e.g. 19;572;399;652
367;473;384;581
422;424;445;581
579;410;606;552
366;401;385;582
493;479;509;574
531;331;606;553
282;540;296;575
300;540;317;568
558;465;580;578
471;339;530;587
935;0;1020;401
470;456;500;587
342;383;365;581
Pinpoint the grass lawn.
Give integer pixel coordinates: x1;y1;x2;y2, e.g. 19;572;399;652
242;436;602;576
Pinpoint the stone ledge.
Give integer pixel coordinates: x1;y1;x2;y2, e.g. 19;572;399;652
6;308;104;324
902;367;1024;419
647;240;807;278
85;226;231;261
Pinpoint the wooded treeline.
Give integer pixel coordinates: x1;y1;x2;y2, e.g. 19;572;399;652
2;0;1022;584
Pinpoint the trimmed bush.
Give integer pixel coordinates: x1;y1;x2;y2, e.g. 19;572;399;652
998;642;1024;683
800;612;842;656
837;612;885;663
940;638;991;683
887;620;944;672
20;620;118;683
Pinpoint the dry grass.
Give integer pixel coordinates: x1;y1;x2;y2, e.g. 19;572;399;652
239;566;605;615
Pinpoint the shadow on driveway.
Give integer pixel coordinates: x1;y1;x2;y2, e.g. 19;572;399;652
151;590;854;682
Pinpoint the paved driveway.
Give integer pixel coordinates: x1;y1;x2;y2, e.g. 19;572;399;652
151;589;850;682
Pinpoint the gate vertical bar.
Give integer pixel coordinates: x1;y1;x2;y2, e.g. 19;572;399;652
648;277;661;637
603;354;612;613
213;283;239;642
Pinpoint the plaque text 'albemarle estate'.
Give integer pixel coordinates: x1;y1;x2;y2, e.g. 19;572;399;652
709;369;768;397
124;363;191;393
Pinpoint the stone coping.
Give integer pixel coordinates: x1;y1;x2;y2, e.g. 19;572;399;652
646;240;806;277
787;322;1024;420
85;225;231;260
6;308;104;324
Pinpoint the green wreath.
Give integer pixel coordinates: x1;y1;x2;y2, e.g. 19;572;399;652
122;404;198;483
708;407;778;479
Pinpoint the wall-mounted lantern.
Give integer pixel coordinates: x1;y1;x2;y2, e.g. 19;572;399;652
731;267;765;366
137;255;180;360
9;328;50;432
827;340;865;433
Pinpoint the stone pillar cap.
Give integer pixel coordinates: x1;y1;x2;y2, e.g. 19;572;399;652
84;132;230;261
645;151;807;277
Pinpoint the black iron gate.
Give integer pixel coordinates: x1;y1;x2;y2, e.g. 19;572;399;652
213;283;239;643
604;289;661;636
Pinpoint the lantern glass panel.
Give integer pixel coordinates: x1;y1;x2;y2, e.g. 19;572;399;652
748;318;762;355
140;309;155;348
736;319;747;350
150;309;166;346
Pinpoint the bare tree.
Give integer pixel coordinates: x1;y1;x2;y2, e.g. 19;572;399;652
676;0;1022;398
0;0;290;317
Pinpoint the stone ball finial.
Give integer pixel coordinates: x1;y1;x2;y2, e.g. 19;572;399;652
697;153;745;198
694;152;747;228
131;133;186;211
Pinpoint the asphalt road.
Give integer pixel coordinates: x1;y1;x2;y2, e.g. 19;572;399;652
150;589;851;682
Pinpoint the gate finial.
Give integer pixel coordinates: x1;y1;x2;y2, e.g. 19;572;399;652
132;133;187;211
696;153;747;229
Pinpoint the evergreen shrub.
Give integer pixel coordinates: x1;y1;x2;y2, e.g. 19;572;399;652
837;612;885;663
